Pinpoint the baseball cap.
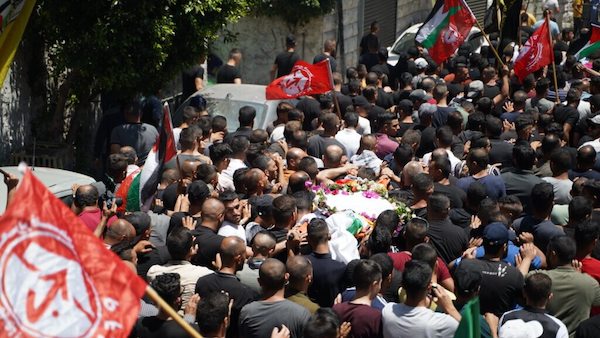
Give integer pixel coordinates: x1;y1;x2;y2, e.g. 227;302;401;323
453;266;482;297
286;34;296;46
187;180;210;204
352;95;371;108
253;195;274;217
409;89;432;102
415;57;428;70
483;222;509;246
418;103;437;118
467;80;484;99
397;99;414;113
588;114;600;125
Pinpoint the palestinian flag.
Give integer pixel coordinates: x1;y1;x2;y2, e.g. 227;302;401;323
115;167;141;213
139;102;177;211
415;0;477;64
575;24;600;60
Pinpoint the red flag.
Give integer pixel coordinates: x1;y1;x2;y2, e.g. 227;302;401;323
513;18;553;82
415;0;477;64
266;59;334;100
0;169;147;337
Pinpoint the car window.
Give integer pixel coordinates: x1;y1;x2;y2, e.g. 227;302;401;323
392;32;416;55
206;98;267;132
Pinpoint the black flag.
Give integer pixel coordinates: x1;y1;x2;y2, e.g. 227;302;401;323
499;0;523;54
484;0;500;33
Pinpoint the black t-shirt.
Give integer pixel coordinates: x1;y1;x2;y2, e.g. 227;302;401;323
296;97;322;131
191;225;225;268
414;125;437;158
393;90;411;105
306;134;348;159
195;272;259;337
397;122;415;137
376;88;394;109
427;219;468;264
275;51;301;77
313;53;337;72
576;313;600;338
216;64;241;83
360;33;380;55
433;106;457;129
458;258;524;316
359;53;379;72
133;317;200;338
434;182;465;208
446;82;464;101
336;92;353;115
553;104;579;126
181;66;204;99
371;63;390;77
489;139;514;169
136;245;170;280
306;252;347;307
483;84;500;99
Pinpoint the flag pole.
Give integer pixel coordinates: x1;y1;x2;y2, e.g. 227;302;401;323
326;58;342;119
145;286;203;338
546;10;560;104
473;18;506;68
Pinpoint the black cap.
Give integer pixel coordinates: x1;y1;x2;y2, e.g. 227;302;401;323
397;99;413;113
286;34;296;46
352;95;371;108
454;265;482;297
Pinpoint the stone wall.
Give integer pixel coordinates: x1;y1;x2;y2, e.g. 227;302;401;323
396;0;432;36
211;16;325;85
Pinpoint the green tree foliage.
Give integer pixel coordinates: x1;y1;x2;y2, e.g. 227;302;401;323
254;0;336;29
37;0;253;97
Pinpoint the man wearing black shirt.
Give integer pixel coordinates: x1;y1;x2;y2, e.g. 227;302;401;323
272;34;301;80
305;218;346;307
554;88;581;145
486;116;514;169
296;96;321;131
216;48;242;84
195;236;259;338
191;198;226;268
313;39;337;72
359;21;380;56
426;194;468;264
457;222;524;316
181;62;204;99
429;150;465;208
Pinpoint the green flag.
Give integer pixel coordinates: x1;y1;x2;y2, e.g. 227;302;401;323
453;297;481;338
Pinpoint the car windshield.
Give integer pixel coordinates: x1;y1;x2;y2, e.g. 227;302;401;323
205;98;267;132
392;32;416;55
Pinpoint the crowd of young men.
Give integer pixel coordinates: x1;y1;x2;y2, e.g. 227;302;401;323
20;4;600;338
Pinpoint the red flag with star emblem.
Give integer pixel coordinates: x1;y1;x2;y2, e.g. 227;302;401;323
513;17;553;82
266;59;334;100
0;169;147;337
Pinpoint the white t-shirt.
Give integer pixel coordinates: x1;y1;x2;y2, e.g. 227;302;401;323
335;128;361;158
218;220;247;242
269;124;285;143
382;303;458;338
357;116;371;135
542;177;573;205
173;127;183;150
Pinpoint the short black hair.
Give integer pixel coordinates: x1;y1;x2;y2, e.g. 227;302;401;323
575;219;600;247
524;273;552;305
411;243;438;268
151;273;181;304
485;116;503;138
196;291;230;335
550;148;571;175
370;253;394;280
230;135;250;154
166;228;194;260
412;173;433;193
298;157;319;180
467;182;487;206
430;152;451;178
272;195;296;225
218;190;239;203
308;218;329;243
212;115;227;132
435;126;453;147
530;182;554;213
569;196;593;224
375;210;401;235
428;193;450;215
402;260;433;296
513;144;536;170
238;106;256;126
353;259;382;290
343;111;359;128
209;143;233;164
303;308;340;338
366;226;392;254
548;235;576;265
123;211;151;236
292;190;314;211
179;127;198;150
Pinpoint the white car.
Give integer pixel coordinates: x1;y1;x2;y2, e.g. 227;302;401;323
174;84;295;132
0;166;96;214
387;23;486;67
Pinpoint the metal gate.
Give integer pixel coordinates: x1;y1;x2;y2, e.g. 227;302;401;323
363;0;398;48
465;0;487;24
